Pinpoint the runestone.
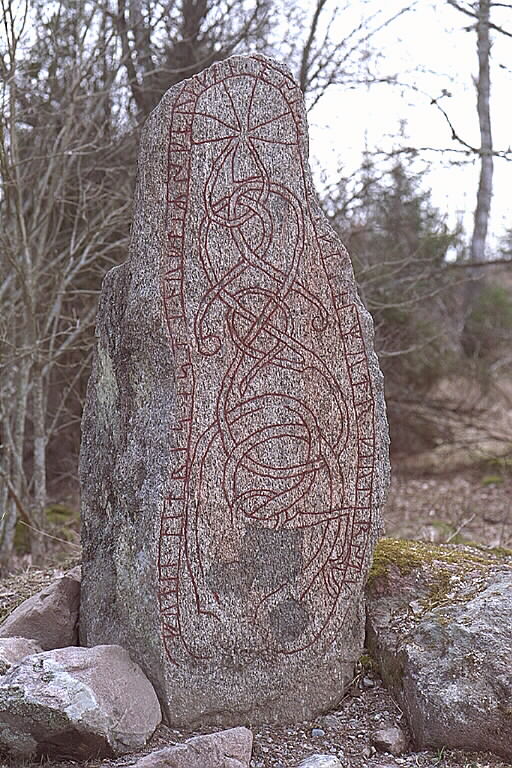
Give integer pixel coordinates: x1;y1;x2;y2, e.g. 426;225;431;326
80;54;389;725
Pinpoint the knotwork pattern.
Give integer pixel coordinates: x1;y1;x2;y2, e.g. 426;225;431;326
158;56;377;665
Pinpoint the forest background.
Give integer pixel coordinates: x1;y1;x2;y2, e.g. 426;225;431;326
1;0;511;572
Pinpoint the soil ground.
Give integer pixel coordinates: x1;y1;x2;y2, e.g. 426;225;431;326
385;464;512;550
0;462;510;768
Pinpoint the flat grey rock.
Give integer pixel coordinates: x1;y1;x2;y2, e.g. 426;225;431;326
80;54;389;726
367;545;512;760
0;644;161;758
295;756;343;768
134;727;252;767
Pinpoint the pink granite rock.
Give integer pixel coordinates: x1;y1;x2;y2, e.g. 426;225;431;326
371;724;408;756
0;637;43;674
0;566;80;650
0;644;161;758
135;727;252;768
80;54;389;726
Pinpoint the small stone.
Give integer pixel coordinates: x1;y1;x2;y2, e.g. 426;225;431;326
296;756;343;768
362;676;375;688
408;599;423;616
319;714;339;730
134;727;253;768
361;746;372;758
311;727;326;738
371;725;408;756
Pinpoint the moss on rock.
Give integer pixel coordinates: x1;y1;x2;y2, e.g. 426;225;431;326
368;537;501;587
367;537;512;619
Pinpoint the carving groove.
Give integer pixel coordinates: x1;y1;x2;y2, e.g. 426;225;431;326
158;56;376;664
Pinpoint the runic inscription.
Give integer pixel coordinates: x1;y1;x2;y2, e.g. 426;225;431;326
159;56;378;664
80;54;389;726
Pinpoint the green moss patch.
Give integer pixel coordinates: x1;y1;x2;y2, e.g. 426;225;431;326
368;538;495;586
368;538;512;617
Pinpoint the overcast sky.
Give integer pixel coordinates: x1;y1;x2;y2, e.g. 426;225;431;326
307;0;512;253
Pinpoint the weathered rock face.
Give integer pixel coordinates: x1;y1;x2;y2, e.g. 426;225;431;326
80;54;389;725
0;645;161;758
366;539;512;760
135;727;253;768
0;638;43;675
0;566;80;650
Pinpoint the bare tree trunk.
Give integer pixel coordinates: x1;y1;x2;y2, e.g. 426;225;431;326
471;0;493;262
0;356;31;571
0;456;16;573
299;0;327;93
31;360;47;563
460;0;494;355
